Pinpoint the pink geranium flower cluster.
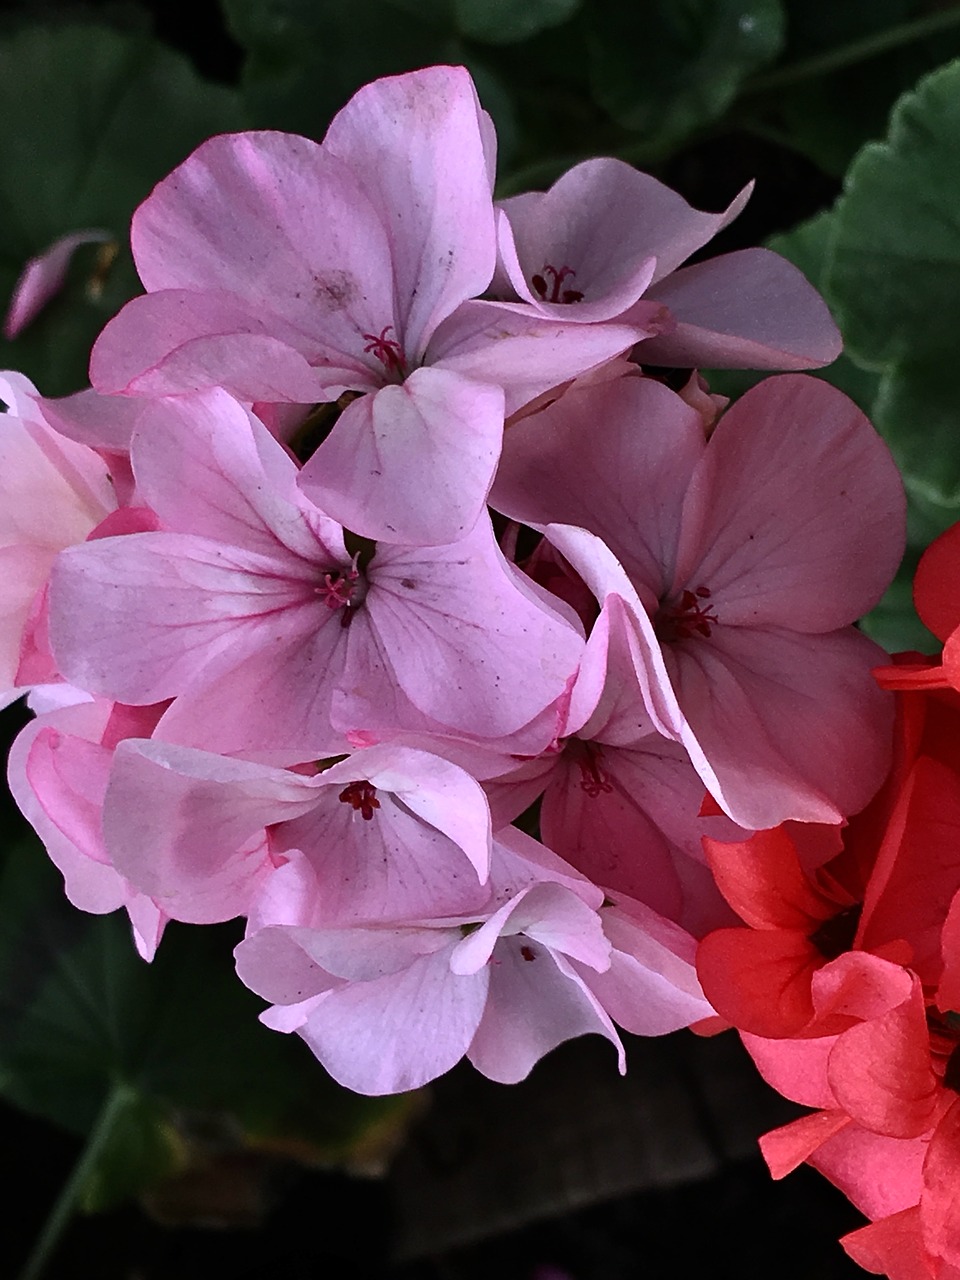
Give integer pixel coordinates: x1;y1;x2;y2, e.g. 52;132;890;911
0;66;907;1102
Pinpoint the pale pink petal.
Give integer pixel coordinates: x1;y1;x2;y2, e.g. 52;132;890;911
666;624;894;828
450;882;611;975
90;289;341;401
427;299;649;417
580;898;714;1033
299;945;489;1094
40;388;145;455
361;516;583;738
321;65;496;356
299;367;505;545
319;744;492;882
496;157;664;321
131;131;396;354
131;389;343;563
500;162;750;291
234;924;341;1006
489;825;604;909
9;709;124;913
493;376;703;597
49;533;323;706
636;248;842;369
102;742;320;923
673;375;905;630
4;230;111;339
467;938;624;1083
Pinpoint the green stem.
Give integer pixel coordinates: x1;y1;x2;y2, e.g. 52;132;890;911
745;5;960;95
17;1082;133;1280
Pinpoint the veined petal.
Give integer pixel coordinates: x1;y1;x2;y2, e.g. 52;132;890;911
636;249;841;369
299;368;504;546
321;65;496;357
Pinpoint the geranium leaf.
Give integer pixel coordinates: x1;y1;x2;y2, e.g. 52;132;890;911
586;0;784;153
0;839;413;1208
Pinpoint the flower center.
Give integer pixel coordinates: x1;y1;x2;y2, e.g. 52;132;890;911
808;904;862;961
568;739;614;798
316;554;365;627
655;585;718;643
338;779;380;820
362;325;406;376
531;263;584;305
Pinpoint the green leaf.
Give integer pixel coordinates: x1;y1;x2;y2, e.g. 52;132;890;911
825;59;960;528
0;840;412;1208
586;0;784;153
224;0;461;136
827;58;960;371
743;0;960;177
0;23;246;396
452;0;582;44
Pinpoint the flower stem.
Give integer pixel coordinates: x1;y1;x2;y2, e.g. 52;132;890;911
17;1081;134;1280
745;6;960;95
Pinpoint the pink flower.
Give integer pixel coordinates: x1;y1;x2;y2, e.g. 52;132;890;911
89;67;647;545
494;158;841;368
8;697;168;958
0;373;116;705
48;389;583;758
99;739;493;925
493;372;905;827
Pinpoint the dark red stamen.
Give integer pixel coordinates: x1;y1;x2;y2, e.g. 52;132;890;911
655;584;719;643
338;780;380;820
531;263;584;305
569;740;614;798
362;326;405;374
520;945;536;962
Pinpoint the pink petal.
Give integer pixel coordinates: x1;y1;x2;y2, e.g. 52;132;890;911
298;367;505;545
921;1099;960;1267
131;132;396;352
234;924;341;1006
90;289;339;401
4;229;111;339
636;248;842;369
322;743;492;882
467;938;624;1083
501;163;750;291
674;374;905;631
131;389;341;563
583;899;714;1034
321;66;496;356
811;1122;929;1221
361;516;584;739
299;945;489;1094
760;1109;852;1180
102;742;319;922
842;1209;934;1280
49;533;322;706
496;156;666;320
666;624;894;828
493;375;704;597
428;299;649;417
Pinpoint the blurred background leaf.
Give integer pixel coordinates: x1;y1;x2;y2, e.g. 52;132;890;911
0;22;246;395
0;837;417;1213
